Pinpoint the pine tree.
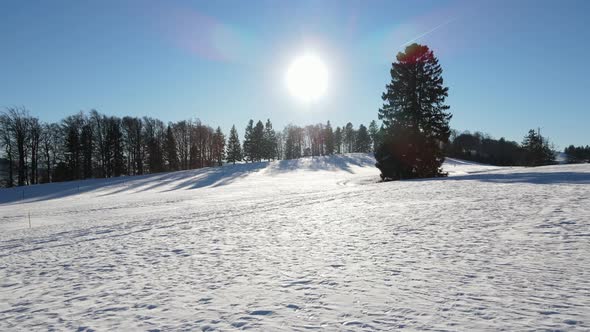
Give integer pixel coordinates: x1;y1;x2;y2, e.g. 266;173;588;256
243;120;254;162
227;125;242;164
252;120;265;162
213;126;225;166
263;119;277;161
376;43;452;180
355;124;371;153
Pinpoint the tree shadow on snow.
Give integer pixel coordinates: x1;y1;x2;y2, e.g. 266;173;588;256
444;171;590;185
0;154;377;204
0;176;132;205
164;162;268;192
266;153;375;175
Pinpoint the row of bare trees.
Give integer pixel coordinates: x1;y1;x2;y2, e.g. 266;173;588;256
0;107;44;186
0;107;225;187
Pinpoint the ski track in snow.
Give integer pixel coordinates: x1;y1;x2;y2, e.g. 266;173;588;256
0;154;589;331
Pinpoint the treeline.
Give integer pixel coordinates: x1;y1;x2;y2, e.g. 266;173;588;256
2;105;575;188
0;107;381;187
564;145;590;163
226;120;380;162
446;129;556;166
275;120;380;160
0;107;225;187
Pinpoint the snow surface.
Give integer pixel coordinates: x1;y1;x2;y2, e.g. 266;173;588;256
1;154;589;331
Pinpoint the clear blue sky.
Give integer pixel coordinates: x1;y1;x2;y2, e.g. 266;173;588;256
1;0;588;148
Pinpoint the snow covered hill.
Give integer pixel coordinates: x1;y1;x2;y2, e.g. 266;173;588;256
1;154;589;331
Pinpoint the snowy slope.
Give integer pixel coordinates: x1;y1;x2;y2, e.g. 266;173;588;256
1;154;589;331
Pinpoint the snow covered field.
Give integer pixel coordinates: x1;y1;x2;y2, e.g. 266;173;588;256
1;154;589;331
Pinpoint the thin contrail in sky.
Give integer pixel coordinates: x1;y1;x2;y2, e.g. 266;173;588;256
401;18;456;48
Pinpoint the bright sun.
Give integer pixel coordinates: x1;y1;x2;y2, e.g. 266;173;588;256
286;54;328;102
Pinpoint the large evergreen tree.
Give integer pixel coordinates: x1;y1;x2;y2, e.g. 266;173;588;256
227;125;242;164
376;43;452;180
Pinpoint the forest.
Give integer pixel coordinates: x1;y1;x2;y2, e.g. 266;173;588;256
0;107;376;187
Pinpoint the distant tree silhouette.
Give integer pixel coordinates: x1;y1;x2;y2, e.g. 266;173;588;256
108;116;126;177
263;119;277;161
305;124;323;157
252;120;265;161
564;145;590;163
275;132;285;160
334;126;342;154
343;122;355;153
284;124;304;159
522;129;555;166
446;130;526;166
368;120;380;152
376;43;452;180
213;126;225;166
226;125;242;164
29;118;42;184
63;113;83;181
80;122;93;179
122;117;144;175
164;125;179;171
40;123;60;183
355;124;371;153
0;107;36;185
243;120;254;162
324;121;335;155
0;112;15;187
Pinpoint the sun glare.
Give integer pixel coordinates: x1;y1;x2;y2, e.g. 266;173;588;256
286;54;328;102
